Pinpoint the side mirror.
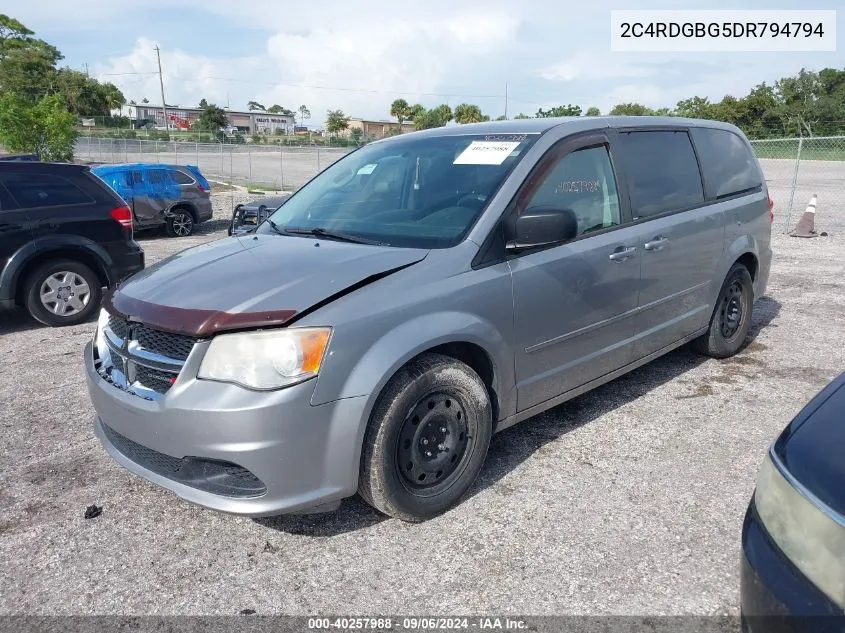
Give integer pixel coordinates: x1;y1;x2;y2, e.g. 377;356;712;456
505;206;578;251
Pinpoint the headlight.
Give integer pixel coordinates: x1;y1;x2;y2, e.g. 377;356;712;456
94;308;111;362
197;327;331;390
755;453;845;608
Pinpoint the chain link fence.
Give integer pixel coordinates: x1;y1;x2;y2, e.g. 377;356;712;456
75;137;353;192
73;135;844;235
750;136;845;234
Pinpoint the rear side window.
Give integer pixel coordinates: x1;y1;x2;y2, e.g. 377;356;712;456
690;128;762;199
1;173;94;209
131;170;143;185
171;169;194;185
619;130;704;219
149;169;164;184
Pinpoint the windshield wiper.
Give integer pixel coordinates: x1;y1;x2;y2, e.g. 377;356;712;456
264;218;285;236
282;226;386;246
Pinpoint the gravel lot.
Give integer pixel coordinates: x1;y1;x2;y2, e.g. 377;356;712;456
0;188;843;616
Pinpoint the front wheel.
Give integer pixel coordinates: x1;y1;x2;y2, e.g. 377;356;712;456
165;209;194;237
358;353;493;522
694;263;754;358
24;259;102;327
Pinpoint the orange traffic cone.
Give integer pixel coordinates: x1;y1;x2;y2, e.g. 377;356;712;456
791;194;818;238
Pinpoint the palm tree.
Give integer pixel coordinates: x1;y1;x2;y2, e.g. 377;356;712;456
389;98;411;132
453;103;484;124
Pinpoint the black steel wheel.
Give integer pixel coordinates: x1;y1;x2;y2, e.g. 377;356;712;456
359;353;492;522
694;263;754;358
396;391;473;496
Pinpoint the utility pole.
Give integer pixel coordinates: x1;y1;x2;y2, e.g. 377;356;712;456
504;82;508;119
83;62;89;77
154;45;168;132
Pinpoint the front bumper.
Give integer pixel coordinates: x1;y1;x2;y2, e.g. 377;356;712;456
741;500;844;632
84;341;368;516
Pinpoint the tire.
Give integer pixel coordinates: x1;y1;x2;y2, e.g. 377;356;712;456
165;208;194;237
694;263;754;358
24;259;102;327
358;353;493;522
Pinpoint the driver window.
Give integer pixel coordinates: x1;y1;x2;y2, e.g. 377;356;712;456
526;145;621;236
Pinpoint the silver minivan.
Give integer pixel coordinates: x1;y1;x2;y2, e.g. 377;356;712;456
85;116;773;521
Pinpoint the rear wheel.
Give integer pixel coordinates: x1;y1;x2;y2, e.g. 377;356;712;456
166;208;194;237
24;259;102;327
694;263;754;358
358;353;492;522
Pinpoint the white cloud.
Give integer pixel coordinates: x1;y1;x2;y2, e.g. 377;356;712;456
537;51;661;82
94;10;521;126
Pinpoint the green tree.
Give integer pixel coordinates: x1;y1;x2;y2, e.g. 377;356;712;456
247;100;265;111
413;104;453;130
297;104;311;127
495;115;507;121
325;109;349;137
267;104;293;115
453;103;484;124
675;96;713;119
195;103;229;131
0;14;61;63
536;104;581;117
608;103;654;116
141;97;149;104
198;98;208;107
0;47;57;102
389;98;411;126
0;92;76;160
514;112;531;119
350;128;364;144
409;103;425;120
584;106;601;116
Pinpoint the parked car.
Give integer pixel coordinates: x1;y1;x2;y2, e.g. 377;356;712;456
0;161;144;327
85;117;773;521
92;163;213;237
228;195;290;236
741;372;845;628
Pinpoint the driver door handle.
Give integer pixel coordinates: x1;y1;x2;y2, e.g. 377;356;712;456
644;236;669;251
609;246;637;262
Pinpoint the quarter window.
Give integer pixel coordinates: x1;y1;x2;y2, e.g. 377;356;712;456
171;169;194;185
619;130;704;218
524;145;621;237
690;127;762;199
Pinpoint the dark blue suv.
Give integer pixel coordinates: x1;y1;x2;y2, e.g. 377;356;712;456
92;163;213;237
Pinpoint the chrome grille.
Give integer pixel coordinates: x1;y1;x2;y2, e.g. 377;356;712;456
108;314;197;362
97;312;198;398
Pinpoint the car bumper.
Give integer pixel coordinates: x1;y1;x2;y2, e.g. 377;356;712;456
741;500;844;633
106;240;145;284
195;198;213;222
755;245;772;301
84;340;368;516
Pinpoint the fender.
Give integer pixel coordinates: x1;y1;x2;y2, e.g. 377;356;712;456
0;235;112;302
707;233;760;309
311;310;517;492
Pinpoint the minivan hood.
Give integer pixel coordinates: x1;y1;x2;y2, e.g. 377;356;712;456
106;234;429;336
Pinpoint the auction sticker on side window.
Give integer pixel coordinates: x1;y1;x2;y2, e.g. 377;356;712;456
454;141;521;165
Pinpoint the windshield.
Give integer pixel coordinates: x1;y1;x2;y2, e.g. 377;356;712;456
259;132;539;248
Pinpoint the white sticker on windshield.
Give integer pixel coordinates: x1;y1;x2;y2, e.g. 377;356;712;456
453;141;521;165
357;163;378;175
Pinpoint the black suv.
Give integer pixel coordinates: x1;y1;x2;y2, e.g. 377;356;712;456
0;162;145;327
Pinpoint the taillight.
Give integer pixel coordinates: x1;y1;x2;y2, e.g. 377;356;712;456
768;196;774;223
196;183;209;193
109;205;133;230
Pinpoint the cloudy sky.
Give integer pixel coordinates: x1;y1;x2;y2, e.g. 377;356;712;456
13;0;844;128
